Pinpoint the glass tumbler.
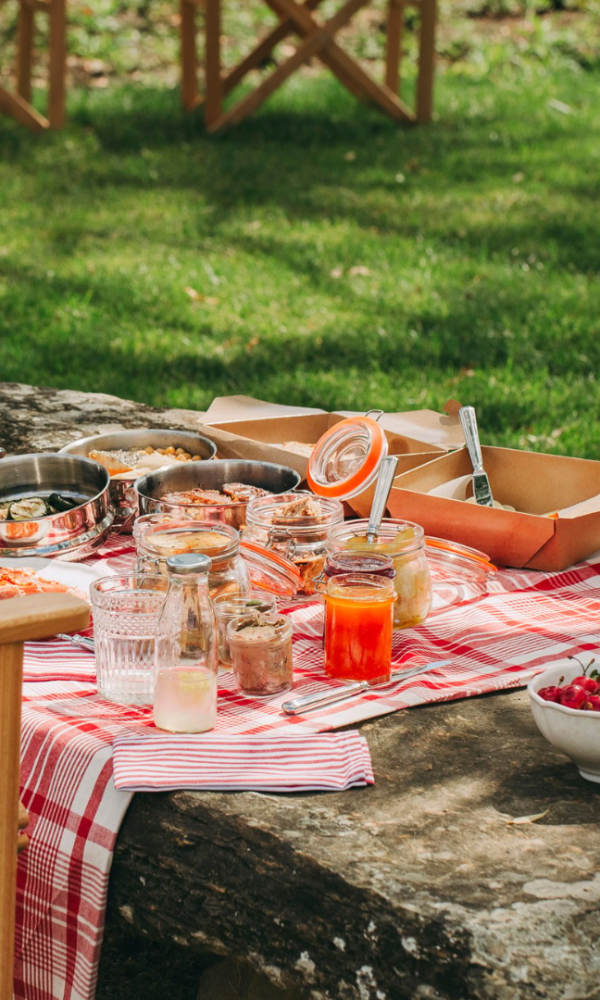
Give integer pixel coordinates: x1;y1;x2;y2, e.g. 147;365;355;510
90;574;170;705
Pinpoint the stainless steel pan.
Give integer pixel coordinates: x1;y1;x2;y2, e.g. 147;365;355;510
0;453;113;559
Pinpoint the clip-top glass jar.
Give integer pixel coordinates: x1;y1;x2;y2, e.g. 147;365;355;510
136;519;250;603
153;553;219;733
326;519;432;629
324;573;396;683
244;492;344;595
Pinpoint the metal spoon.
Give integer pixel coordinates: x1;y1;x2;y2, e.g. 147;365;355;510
366;455;399;544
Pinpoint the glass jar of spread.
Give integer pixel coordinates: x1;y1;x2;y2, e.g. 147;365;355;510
213;593;277;666
244;492;344;596
322;550;395;583
136;520;250;603
227;612;293;697
323;573;396;683
326;519;432;629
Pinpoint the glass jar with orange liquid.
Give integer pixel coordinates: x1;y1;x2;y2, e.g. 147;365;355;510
323;573;397;684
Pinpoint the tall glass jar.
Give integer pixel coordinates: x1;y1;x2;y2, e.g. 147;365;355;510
136;519;250;603
244;492;344;595
153;553;219;733
324;573;396;683
326;519;432;629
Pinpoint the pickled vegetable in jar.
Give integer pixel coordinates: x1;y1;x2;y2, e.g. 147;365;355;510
326;519;431;629
324;574;396;683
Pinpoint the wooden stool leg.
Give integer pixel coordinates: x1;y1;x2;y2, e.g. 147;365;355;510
385;0;403;96
181;0;199;110
0;641;24;1000
17;0;35;103
48;0;66;128
416;0;436;123
204;0;222;129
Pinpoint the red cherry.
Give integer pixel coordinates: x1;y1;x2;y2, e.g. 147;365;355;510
583;695;600;712
559;685;588;710
571;675;600;694
538;686;563;703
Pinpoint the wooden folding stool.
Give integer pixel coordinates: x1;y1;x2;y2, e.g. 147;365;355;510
0;0;67;131
0;594;89;1000
179;0;437;132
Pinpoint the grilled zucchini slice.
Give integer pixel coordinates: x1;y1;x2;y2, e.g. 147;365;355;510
9;497;49;520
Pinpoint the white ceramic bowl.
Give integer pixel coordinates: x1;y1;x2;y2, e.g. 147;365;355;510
529;660;600;783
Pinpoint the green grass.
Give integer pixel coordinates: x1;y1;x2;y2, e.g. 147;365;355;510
1;3;600;456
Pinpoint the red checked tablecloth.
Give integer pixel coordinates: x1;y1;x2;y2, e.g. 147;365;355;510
15;535;600;1000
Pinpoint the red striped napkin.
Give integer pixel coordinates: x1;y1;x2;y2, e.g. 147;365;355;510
112;731;374;792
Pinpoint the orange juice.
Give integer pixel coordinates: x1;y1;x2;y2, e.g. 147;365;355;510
324;574;396;683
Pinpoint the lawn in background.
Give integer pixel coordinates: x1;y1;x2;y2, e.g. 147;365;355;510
1;1;600;456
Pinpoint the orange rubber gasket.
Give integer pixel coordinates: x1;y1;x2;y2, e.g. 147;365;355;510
306;417;386;499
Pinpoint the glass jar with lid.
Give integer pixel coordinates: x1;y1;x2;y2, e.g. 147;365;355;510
244;492;344;595
136;519;250;603
326;518;432;629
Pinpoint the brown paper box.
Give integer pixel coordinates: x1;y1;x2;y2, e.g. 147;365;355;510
376;446;600;571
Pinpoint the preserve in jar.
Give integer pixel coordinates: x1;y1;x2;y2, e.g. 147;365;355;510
321;550;395;583
244;492;344;595
326;519;431;629
136;519;250;602
323;573;396;683
227;612;293;697
213;593;277;666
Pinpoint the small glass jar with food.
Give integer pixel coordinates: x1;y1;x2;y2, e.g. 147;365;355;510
244;492;344;595
227;612;293;697
323;573;396;683
136;520;250;603
326;519;432;629
213;593;277;666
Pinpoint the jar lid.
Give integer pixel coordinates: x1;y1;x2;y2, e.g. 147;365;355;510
167;553;212;575
425;537;496;612
240;540;302;598
306;416;388;500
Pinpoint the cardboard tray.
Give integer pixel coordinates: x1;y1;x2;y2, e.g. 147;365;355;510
362;446;600;571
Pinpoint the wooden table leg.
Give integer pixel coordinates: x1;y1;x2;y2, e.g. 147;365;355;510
16;0;35;104
385;0;403;96
416;0;436;123
268;0;414;122
48;0;66;128
0;641;24;1000
0;86;48;130
180;0;199;109
204;0;222;129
